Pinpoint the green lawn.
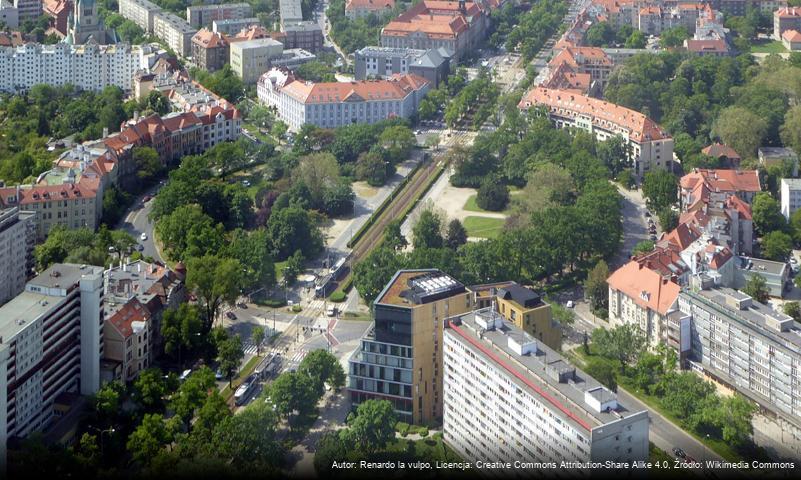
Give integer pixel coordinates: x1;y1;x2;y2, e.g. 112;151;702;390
274;260;288;282
463;194;513;215
220;354;263;401
463;216;505;239
750;39;787;53
242;122;275;144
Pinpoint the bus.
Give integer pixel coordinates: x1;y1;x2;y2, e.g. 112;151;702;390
234;374;259;406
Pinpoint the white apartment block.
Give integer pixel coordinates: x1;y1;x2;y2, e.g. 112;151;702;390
258;68;430;131
153;11;196;58
0;1;19;28
0;264;104;468
118;0;161;32
212;17;260;34
0;207;35;307
674;287;801;452
0;42;158;93
230;37;284;84
443;308;650;472
519;87;675;177
12;0;39;20
186;3;252;28
781;178;801;220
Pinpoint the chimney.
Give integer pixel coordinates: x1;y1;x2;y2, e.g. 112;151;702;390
134;111;140;122
103;127;109;138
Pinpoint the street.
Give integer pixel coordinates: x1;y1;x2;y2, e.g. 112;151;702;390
116;182;164;263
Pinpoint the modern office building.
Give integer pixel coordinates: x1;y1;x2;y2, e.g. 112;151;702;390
781;178;801;220
0;207;36;307
258;68;430;131
0;263;104;468
673;286;801;445
518;87;675;177
354;46;451;87
348;270;474;424
443;308;650;468
153;11;196;58
469;281;562;351
230;37;284;83
269;47;316;69
118;0;161;32
186;3;252;28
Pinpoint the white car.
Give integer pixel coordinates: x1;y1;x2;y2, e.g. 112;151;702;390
326;306;336;317
140;232;148;241
566;301;575;308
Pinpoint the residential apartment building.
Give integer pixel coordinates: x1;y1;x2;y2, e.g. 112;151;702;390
679;168;761;211
43;0;71;36
783;29;801;50
380;0;488;61
443;308;650;468
191;28;229;72
547;46;615;93
118;0;161;32
346;0;394;20
348;270;474;424
701;142;741;168
469;281;562;351
354;46;451;87
258;68;430;131
104;297;152;382
775;6;801;40
673;286;801;450
212;17;260;35
781;178;801;220
0;1;19;28
269;47;316;69
518;87;675;177
230;37;284;83
759;146;798;175
12;0;40;20
0;207;35;307
186;3;252;28
0;264;104;467
0;42;160;93
281;20;323;52
153;11;196;58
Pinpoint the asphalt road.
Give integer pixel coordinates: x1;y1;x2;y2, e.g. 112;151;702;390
116;183;163;262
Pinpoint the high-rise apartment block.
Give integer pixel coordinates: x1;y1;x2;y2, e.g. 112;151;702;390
186;3;252;28
0;207;36;307
0;263;104;467
348;270;473;424
443;308;650;467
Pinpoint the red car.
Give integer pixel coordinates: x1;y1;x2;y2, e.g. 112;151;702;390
143;195;153;202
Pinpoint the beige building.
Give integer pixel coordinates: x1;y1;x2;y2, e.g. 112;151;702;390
103;297;152;382
230;37;284;83
153;11;196;57
469;281;562;351
118;0;161;32
348;270;473;424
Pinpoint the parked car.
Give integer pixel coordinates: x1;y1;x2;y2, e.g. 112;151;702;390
215;369;224;380
565;300;574;308
140;232;148;241
672;447;686;458
649;234;657;241
179;369;192;381
136;244;144;252
326;306;336;317
644;210;651;217
226;311;237;320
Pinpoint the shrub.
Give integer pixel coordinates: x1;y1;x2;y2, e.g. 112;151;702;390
417;426;429;437
395;421;410;436
257;298;287;308
292;304;302;313
476;180;509;211
329;291;346;302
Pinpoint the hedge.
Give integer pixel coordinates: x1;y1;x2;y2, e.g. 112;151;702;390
329;291;346;302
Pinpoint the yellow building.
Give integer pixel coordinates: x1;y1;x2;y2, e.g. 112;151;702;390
469;282;562;351
348;270;473;425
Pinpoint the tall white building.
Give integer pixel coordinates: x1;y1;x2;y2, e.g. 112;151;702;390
0;42;160;93
0;263;104;468
0;207;36;307
12;0;40;21
257;68;430;131
118;0;161;32
781;178;801;220
153;11;196;58
443;308;650;471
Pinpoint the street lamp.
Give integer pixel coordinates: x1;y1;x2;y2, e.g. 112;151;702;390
89;426;115;457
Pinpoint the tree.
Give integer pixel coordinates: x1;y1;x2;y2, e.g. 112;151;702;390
412;208;443;249
299;349;346;396
710;395;755;448
790;207;801;244
224;229;276;291
314;431;350;476
155;204;224;261
355;151;391;186
322;180;355;217
127;413;172;466
293;153;341;210
584;260;610;313
133;146;162;183
353;247;405;304
658;207;679;232
192;391;232;442
134;368;170;411
208;401;281;468
445;219;468;250
272;121;288;144
743;273;770;304
384;219;408;251
585;21;615;46
269;371;319;424
186;255;243;330
592;324;646;373
161;304;203;366
170;367;216;423
712;106;768;159
342;399;397;455
642;170;677;211
217;335;244;386
625;30;646;48
266;207;324;259
476;179;510;211
632;240;654;256
93;381;124;425
251;326;265;356
784;301;801;321
781;106;801;155
283;249;305;285
584;357;618;391
379;125;416;163
550;301;575;327
659;26;689;48
752;192;786;234
762;230;793;261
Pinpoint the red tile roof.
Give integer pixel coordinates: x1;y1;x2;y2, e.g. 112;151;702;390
607;261;680;316
192;28;229;49
776;7;801;18
783;29;801;42
382;1;482;39
346;0;394;11
108;298;150;339
685;39;729;54
701;142;740;161
281;74;429;104
680;169;761;196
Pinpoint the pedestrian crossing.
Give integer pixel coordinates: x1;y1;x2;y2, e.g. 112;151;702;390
242;340;263;356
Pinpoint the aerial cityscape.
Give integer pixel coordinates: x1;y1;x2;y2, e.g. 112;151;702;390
2;0;801;477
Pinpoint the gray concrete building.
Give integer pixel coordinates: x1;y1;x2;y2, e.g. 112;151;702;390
153;11;196;58
282;20;323;52
118;0;161;32
212;16;260;35
354;46;451;87
186;3;252;28
0;207;35;307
